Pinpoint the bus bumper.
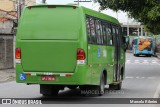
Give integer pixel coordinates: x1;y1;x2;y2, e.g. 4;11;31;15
16;64;95;85
135;50;153;55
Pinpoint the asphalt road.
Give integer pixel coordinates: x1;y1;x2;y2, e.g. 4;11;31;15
0;53;160;107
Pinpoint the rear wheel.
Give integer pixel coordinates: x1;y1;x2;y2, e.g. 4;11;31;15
40;85;60;96
98;74;105;96
109;82;122;90
79;74;105;96
109;74;122;90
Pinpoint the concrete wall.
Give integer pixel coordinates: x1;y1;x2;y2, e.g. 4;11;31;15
0;20;14;69
0;20;13;34
0;35;14;69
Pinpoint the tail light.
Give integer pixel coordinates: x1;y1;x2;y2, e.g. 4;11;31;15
16;48;21;59
77;48;85;60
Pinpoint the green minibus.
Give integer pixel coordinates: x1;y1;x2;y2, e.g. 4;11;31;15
16;4;126;96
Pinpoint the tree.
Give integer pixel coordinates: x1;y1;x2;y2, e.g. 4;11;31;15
95;0;160;34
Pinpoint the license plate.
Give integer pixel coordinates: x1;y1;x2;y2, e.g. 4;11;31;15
41;76;56;81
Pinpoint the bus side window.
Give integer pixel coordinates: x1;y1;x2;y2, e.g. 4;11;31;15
116;27;121;47
86;17;91;43
112;26;116;46
99;21;104;45
89;17;96;44
106;24;113;45
102;23;107;45
95;19;102;45
119;27;124;45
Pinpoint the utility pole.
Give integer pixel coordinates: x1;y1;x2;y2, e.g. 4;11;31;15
16;0;25;20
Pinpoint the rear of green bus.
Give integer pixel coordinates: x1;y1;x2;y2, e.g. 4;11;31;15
16;5;90;90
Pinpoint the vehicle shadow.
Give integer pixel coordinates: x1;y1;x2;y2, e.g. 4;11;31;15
34;88;127;104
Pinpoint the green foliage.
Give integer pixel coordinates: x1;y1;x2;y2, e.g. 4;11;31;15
96;0;160;34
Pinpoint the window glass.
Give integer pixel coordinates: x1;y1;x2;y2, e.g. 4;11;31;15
116;27;121;46
106;24;113;45
86;15;121;46
102;24;107;45
119;27;125;45
89;17;96;43
86;17;91;43
95;20;101;44
112;26;116;45
99;21;104;45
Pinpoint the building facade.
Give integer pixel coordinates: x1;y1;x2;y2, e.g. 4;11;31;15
0;0;36;69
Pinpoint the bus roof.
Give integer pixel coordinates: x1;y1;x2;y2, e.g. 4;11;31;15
26;4;120;25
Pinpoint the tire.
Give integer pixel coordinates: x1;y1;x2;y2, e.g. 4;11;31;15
134;54;137;57
146;54;151;57
98;74;105;96
109;74;122;90
40;85;59;96
79;74;105;96
80;74;105;96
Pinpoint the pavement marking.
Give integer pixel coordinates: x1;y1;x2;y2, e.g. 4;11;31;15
134;61;140;63
142;61;149;63
148;77;156;79
151;62;157;64
126;59;160;65
125;76;134;79
153;82;160;98
125;76;156;79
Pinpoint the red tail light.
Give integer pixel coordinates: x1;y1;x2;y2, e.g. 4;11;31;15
77;49;85;60
16;48;21;59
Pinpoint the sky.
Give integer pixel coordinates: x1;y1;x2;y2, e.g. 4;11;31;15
36;0;132;23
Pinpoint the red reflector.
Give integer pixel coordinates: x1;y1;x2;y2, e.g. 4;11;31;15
26;73;31;76
77;49;85;60
65;74;72;77
16;48;21;59
48;6;56;8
